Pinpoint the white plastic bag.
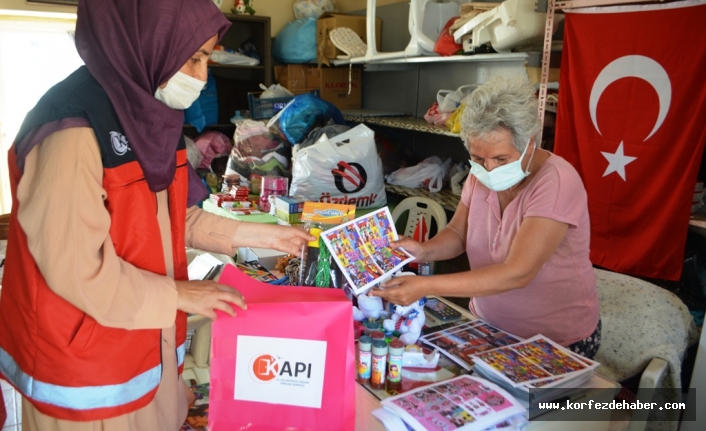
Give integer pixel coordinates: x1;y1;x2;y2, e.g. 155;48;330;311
290;124;387;208
293;0;338;20
436;84;477;113
259;83;294;99
386;156;453;193
449;162;470;195
209;49;260;66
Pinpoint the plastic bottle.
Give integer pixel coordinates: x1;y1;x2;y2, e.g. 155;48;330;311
370;331;385;343
357;335;372;384
230;109;246;127
370;339;388;390
364;320;381;335
386;339;404;391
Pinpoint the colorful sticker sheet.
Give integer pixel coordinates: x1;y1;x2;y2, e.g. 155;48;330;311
235;261;278;282
320;207;414;294
471;335;599;388
419;320;524;371
381;375;526;431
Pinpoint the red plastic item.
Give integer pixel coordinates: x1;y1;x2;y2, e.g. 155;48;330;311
433;16;462;57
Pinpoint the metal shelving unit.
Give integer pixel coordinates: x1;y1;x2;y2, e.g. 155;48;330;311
331;52;529;67
343;115;459;137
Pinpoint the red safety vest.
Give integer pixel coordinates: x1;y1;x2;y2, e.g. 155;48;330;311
0;140;190;421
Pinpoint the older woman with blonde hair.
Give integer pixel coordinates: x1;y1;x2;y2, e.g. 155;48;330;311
371;75;601;358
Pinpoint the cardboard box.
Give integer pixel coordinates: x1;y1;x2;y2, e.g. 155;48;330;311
306;66;362;110
316;13;382;64
274;64;312;92
274;196;307;214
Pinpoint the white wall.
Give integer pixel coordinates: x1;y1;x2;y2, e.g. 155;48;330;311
0;0;408;36
220;0;294;36
336;0;404;13
0;0;76;17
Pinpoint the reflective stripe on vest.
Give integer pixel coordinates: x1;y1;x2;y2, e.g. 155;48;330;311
0;346;160;410
177;342;186;368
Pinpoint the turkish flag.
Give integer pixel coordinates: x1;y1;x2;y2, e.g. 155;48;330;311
554;1;706;281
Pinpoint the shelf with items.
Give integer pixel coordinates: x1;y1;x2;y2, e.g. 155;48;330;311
385;184;460;213
344;115;459;137
331;52;529;67
208;64;265;70
184;14;271;133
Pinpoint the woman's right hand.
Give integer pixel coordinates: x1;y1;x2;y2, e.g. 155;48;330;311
391;236;426;263
174;280;246;320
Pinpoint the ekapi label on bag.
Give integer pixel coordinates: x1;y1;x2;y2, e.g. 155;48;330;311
234;336;328;408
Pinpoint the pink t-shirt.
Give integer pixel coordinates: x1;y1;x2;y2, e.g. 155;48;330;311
462;152;599;346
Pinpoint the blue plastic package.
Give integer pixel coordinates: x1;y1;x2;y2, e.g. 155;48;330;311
272;18;317;64
277;93;345;144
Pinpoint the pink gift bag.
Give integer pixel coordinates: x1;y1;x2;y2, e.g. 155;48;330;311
210;264;356;431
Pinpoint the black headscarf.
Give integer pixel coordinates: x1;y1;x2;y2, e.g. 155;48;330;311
75;0;230;191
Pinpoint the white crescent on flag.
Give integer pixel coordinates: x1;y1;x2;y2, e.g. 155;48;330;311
589;55;671;141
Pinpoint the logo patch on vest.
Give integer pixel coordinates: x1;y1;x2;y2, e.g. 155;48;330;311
110;131;130;156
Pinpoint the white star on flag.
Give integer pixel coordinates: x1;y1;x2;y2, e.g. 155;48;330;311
601;141;637;181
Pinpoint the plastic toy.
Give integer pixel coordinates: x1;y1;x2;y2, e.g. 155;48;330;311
232;0;255;15
353;293;385;321
382;296;427;345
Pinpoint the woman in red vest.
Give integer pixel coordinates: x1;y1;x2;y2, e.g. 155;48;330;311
0;1;313;430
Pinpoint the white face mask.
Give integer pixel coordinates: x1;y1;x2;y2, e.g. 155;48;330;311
469;139;536;192
154;71;205;110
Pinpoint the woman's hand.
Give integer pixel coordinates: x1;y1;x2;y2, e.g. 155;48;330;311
368;274;428;306
175;280;246;320
391;236;426;263
262;225;316;256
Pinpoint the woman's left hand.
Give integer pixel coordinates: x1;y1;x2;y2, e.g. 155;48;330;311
265;225;316;256
368;275;427;306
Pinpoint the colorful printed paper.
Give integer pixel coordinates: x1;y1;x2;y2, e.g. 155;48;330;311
472;335;599;388
320;207;414;294
419;320;523;371
379;375;526;431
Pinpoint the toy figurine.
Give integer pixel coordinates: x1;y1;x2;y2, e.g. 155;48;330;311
353;293;385;321
383;297;427;345
232;0;256;15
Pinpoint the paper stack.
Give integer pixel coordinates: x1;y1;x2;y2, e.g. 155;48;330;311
372;375;527;431
471;335;599;408
418;319;524;371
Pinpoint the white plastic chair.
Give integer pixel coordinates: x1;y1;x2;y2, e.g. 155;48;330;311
391;197;448;242
359;0;464;62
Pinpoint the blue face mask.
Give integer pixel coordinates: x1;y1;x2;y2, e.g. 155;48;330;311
469;140;535;192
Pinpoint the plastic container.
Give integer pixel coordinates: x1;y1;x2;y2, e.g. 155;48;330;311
364;320;381;335
370;331;385;342
357;335;373;384
370;339;388;390
259;175;288;213
386;340;404;391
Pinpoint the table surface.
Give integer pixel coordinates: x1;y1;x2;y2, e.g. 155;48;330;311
354;296;620;431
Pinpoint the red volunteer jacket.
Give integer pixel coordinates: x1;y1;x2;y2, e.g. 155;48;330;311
0;67;190;421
